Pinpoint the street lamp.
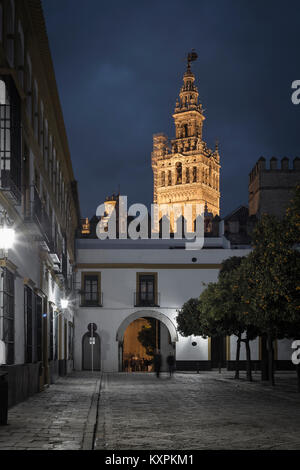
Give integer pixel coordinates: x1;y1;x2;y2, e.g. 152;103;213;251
0;211;15;255
61;298;69;309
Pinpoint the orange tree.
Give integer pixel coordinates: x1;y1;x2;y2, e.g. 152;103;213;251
176;257;259;381
241;214;300;386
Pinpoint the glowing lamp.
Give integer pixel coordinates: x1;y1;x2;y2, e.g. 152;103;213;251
0;227;15;250
61;299;69;309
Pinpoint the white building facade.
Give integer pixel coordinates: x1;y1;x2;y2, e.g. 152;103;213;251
74;237;294;373
0;0;80;406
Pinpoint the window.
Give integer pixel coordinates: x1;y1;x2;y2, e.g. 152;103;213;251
49;303;54;361
6;0;14;66
48;136;53;182
16;24;24;88
35;294;42;362
0;76;22;200
52;149;56;194
192;166;197;183
25;56;32;118
176;162;182;184
136;273;158;307
186;167;190;183
1;267;15;364
39;102;44;152
64;319;67;360
54;312;58;360
33;81;38;138
68;321;73;360
24;285;33;363
44;119;48;168
81;273;101;306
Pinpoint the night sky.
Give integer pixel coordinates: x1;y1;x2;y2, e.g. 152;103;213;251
43;0;300;218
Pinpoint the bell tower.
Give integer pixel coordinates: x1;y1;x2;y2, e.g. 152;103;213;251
152;51;220;223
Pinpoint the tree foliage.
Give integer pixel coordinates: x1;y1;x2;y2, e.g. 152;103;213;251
137;318;156;357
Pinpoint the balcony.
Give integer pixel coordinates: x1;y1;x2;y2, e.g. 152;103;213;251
0;171;21;205
24;185;53;251
61;251;68;279
134;292;160;307
0;100;22;205
80;291;103;308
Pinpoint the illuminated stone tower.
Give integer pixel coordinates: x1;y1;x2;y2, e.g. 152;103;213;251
152;53;220;223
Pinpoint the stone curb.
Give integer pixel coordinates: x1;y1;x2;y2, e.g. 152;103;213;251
81;374;102;450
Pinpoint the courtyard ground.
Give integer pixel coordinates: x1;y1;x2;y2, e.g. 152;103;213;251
0;370;299;450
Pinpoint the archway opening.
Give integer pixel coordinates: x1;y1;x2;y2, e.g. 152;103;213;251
122;317;175;372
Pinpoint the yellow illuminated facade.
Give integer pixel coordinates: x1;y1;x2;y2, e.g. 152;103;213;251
152;61;220;225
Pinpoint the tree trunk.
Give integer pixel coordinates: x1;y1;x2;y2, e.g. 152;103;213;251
234;334;241;379
261;334;269;381
267;333;275;386
245;337;252;382
297;364;300;393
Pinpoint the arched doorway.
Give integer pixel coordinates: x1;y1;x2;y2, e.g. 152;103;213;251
116;311;178;372
82;332;101;371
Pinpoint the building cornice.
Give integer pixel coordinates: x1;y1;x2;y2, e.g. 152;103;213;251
75;263;221;270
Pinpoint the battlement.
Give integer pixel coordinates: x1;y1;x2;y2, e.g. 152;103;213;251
249;156;300;183
248;156;300;217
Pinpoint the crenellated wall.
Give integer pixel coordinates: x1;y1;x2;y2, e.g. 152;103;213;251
249;157;300;217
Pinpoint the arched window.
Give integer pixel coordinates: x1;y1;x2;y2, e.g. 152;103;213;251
6;0;15;66
183;124;188;137
161;171;165;187
168;170;172;186
186;167;190;183
176;162;182;184
192;167;197;183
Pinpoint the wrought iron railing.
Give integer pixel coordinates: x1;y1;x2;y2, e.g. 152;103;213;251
134;292;160;307
80;291;103;307
24;185;53;249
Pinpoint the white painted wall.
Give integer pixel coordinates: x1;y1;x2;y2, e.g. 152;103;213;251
0;202;74;366
74;240;294;372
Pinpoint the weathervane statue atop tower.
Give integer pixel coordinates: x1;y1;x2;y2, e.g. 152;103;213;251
187;49;198;68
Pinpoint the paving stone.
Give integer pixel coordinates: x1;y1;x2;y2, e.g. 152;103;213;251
1;370;299;450
0;371;100;450
94;371;300;450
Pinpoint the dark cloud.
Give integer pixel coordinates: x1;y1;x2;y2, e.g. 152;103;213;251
42;0;300;217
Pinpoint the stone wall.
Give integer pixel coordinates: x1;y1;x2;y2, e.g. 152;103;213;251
0;363;41;408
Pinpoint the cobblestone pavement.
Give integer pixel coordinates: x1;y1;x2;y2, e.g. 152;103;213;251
0;370;299;450
0;372;101;450
94;371;300;450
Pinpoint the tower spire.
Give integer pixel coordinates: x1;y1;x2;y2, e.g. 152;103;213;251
173;50;204;148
